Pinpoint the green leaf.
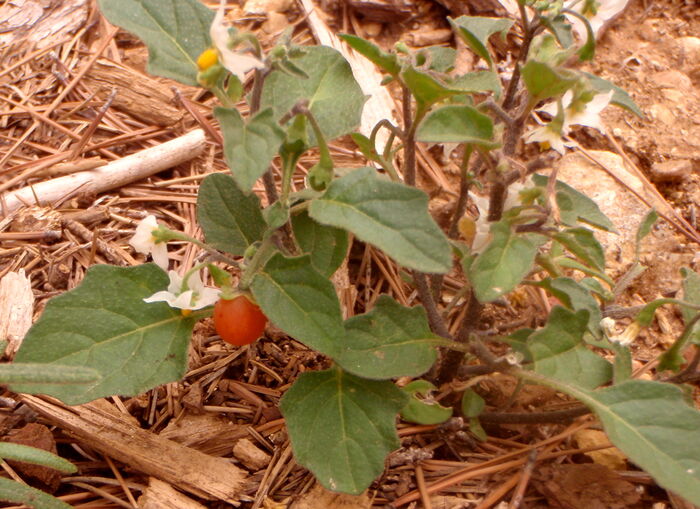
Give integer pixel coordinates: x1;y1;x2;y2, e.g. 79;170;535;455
591;381;700;504
0;443;76;473
521;61;577;101
0;477;73;509
97;0;213;86
636;209;658;244
524;373;700;506
309;168;452;274
419;46;457;73
416;105;498;148
261;46;366;145
553;227;606;273
13;265;194;404
541;14;574;48
215;107;285;193
291;211;348;278
532;174;616;232
197;173;266;256
555;257;613;288
339;34;400;76
0;364;100;386
338;296;438;379
681;268;700;344
461;389;485;417
579;277;614;302
263;201;290;230
449;16;513;67
400;66;461;109
350;133;381;162
583;72;643;117
401;380;453;425
251;254;344;358
467;222;540;303
450;71;502;98
527;307;611;390
534;277;602;338
280;367;408;494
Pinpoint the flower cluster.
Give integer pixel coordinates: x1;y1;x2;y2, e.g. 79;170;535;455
129;215;219;311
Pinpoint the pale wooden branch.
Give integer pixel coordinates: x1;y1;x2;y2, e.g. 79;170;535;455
2;129;206;217
20;395;246;503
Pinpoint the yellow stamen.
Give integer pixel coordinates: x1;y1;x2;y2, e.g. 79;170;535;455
197;48;218;71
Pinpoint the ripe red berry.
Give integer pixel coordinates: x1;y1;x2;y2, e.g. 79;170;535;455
213;295;267;346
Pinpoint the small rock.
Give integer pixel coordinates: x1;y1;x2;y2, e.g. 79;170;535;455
410;28;453;47
262;11;288;34
661;88;685;104
648;103;675;126
244;0;293;14
636;19;657;42
233;438;270;471
652;70;693;92
650;159;692;183
678;36;700;67
363;21;383;38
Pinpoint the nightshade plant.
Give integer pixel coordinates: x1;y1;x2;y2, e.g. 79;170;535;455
10;0;700;502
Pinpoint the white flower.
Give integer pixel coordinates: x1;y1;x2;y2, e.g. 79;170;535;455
144;270;220;311
210;0;264;82
468;178;533;254
607;322;641;348
539;90;614;132
524;124;569;155
129;215;169;270
568;0;629;42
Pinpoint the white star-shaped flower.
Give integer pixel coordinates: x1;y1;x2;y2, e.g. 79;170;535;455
524;124;569;155
539;90;614;132
144;270;220;311
129;215;169;270
210;1;264;82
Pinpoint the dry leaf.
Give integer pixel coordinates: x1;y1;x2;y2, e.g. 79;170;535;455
574;429;628;471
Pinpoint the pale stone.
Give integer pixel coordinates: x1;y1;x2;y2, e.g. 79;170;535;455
262;12;288;34
678;36;700;67
650;159;692;183
363;21;382;38
648;103;675;126
652;70;693;92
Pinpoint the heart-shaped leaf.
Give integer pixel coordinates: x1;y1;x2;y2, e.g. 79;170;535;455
14;264;195;404
280;367;407;494
197;173;266;256
97;0;213;86
338;296;438;379
309;168;452;274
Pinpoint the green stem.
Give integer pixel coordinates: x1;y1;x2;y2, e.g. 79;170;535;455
165;231;240;268
238;235;276;290
212;86;236;108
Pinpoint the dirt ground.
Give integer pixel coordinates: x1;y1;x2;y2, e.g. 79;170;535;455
0;0;699;507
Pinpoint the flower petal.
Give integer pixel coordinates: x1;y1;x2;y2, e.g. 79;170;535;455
210;0;263;82
193;287;221;309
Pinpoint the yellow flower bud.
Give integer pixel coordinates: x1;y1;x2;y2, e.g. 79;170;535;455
197;48;219;71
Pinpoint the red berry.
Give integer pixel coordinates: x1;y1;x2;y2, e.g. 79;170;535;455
213;295;267;346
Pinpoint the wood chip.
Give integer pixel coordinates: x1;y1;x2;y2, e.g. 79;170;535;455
20;395;247;503
83;60;184;127
0;269;33;357
138;477;207;509
233;438;271;471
